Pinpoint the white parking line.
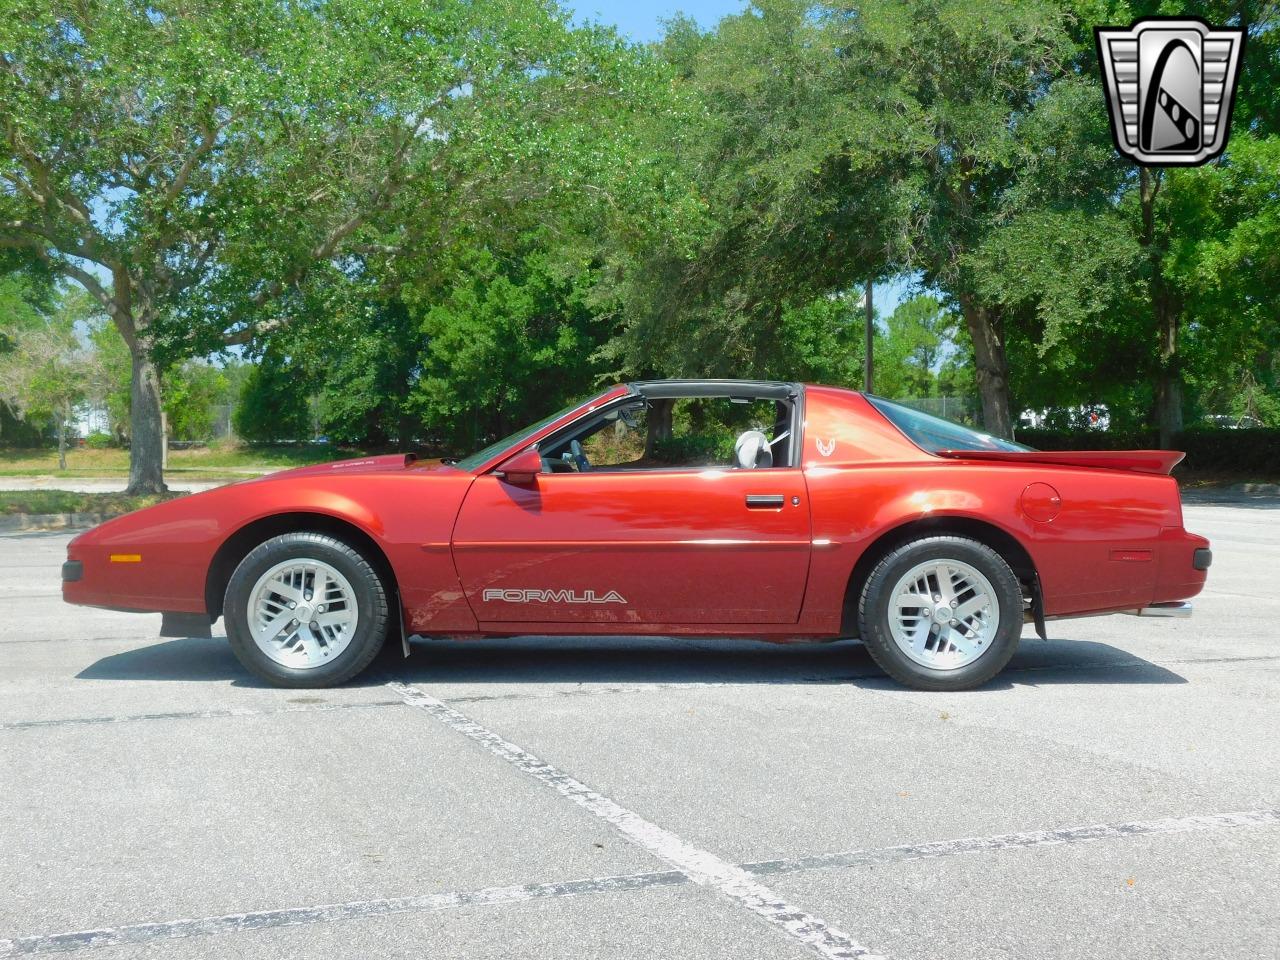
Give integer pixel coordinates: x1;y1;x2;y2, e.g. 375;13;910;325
744;808;1280;875
4;802;1276;955
389;681;885;960
0;871;688;956
0;699;402;730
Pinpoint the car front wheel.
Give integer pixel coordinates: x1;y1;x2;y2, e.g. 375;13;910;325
858;536;1023;691
224;532;389;688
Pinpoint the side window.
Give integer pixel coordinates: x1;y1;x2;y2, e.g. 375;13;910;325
547;397;794;471
578;402;649;468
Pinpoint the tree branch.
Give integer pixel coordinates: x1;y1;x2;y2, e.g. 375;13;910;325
1;117;118;269
56;259;115;314
0;233;47;251
221;131;422;346
164;115;229;205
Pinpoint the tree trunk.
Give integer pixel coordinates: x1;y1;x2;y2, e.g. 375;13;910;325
127;342;168;495
1156;364;1183;448
959;295;1013;438
644;398;674;459
397;409;416;450
1140;168;1183;448
56;417;67;471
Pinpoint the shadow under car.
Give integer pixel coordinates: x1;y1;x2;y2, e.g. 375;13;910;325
75;634;1189;690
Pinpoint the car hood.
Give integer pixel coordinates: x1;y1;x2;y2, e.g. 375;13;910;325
248;453;451;483
69;455;460;550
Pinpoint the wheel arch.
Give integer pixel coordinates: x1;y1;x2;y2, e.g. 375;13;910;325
205;512;401;622
839;515;1039;636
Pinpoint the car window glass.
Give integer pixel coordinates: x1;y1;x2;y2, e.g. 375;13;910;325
453;390;610;471
866;395;1031;453
553;397;791;470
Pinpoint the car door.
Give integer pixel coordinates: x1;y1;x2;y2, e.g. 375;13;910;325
451;466;812;625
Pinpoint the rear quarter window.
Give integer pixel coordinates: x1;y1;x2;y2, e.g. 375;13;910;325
866;396;1032;454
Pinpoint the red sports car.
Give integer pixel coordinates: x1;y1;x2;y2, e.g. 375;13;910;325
62;380;1211;690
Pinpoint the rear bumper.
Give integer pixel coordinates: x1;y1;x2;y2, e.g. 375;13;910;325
1151;528;1211;604
1122;601;1193;618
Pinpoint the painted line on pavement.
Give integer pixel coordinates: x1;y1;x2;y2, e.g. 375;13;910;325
445;677;881;704
0;871;689;956
744;808;1280;876
389;681;883;960
0;699;402;731
3;804;1276;955
0;634;165;646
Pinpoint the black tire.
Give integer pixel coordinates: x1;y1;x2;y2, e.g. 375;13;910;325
857;536;1023;691
224;532;389;688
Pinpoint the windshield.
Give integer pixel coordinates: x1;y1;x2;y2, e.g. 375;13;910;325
453;390;612;471
866;396;1032;453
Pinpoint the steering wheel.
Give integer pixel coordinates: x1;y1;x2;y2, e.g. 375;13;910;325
570;439;591;472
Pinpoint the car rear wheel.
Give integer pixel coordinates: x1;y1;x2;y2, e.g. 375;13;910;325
224;532;389;688
858;536;1023;691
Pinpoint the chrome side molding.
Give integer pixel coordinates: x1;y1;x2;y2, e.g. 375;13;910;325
1122;601;1193;618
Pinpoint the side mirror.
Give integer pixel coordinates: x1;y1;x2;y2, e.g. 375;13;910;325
494;446;542;485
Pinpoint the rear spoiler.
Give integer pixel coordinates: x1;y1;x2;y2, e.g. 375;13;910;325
935;449;1185;476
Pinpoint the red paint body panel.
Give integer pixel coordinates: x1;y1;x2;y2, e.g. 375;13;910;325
63;384;1209;639
936;448;1186;475
453;469;811;624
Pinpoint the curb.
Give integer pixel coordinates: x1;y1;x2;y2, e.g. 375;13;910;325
0;513;111;534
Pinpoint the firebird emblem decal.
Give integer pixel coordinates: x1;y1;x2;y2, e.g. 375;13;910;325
816;437;836;457
483;588;627;604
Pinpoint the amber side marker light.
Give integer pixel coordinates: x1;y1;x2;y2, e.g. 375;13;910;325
109;554;142;563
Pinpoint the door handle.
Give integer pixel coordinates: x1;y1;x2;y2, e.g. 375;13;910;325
745;494;785;509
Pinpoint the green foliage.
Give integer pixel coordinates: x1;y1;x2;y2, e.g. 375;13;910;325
0;269;54;446
602;0;913;383
0;490;182;517
86;317;131;440
874;296;973;401
232;350;313;443
770;296;866;386
1018;427;1280;475
0;285;99;463
83;432;113;450
164;362;230;441
1;0;652;490
1;0;636;336
651;432;736;466
0;271;49;346
85;313;233;442
408;243;617;451
3;0;1277;459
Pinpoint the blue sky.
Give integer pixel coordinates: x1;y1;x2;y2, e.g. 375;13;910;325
571;0;747;44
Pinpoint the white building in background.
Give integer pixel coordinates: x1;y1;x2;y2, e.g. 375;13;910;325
1018;405;1111;431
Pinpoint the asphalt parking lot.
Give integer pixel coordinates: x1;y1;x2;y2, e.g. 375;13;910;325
2;497;1278;959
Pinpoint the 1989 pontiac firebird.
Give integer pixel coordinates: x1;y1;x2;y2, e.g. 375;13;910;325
62;380;1211;691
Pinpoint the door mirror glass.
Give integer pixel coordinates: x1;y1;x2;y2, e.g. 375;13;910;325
494;446;542;485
